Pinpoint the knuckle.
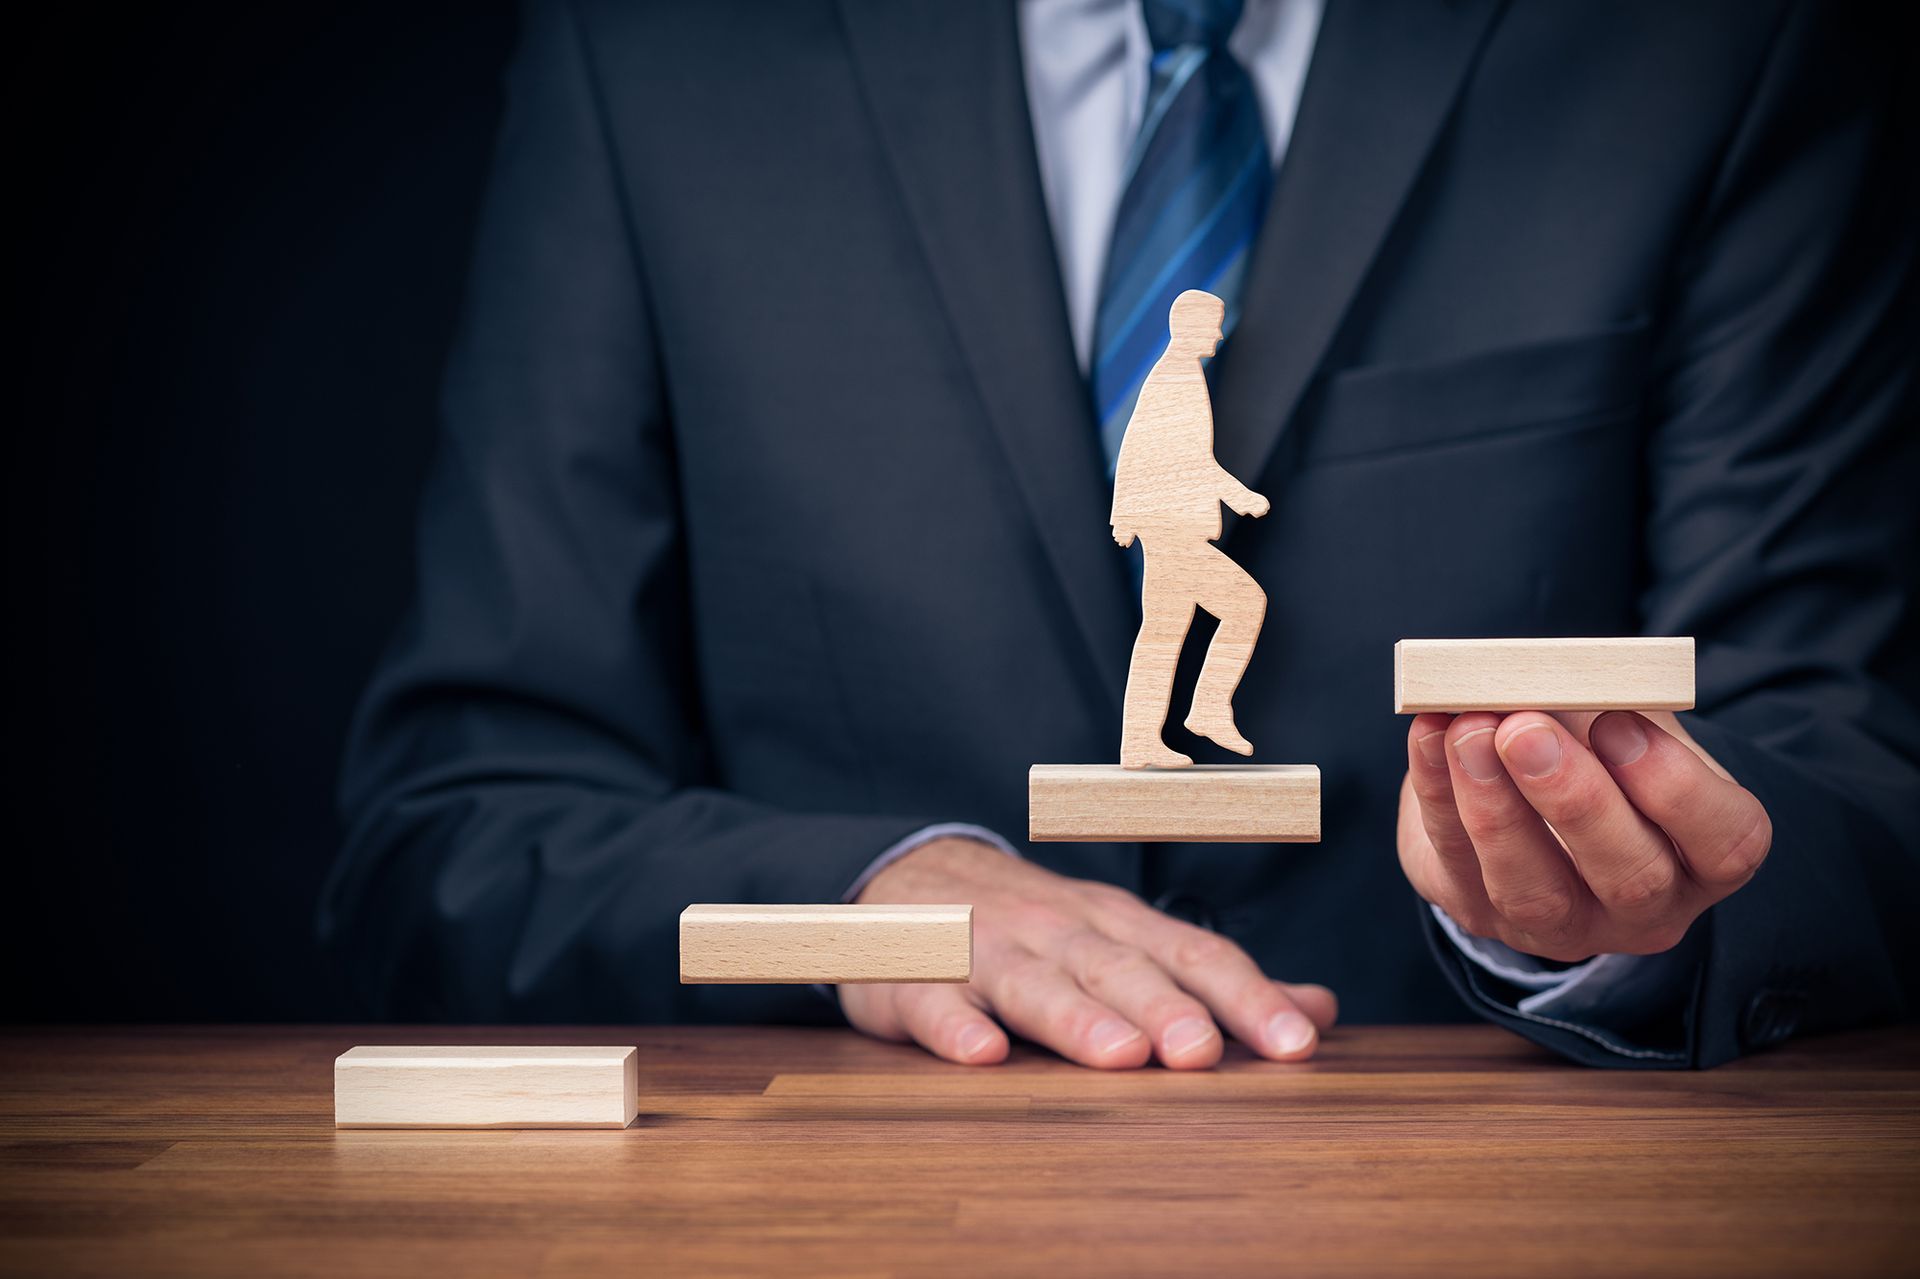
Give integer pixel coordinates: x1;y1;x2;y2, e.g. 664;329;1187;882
1488;883;1578;939
1707;804;1772;886
1008;902;1074;939
997;949;1054;989
1409;767;1456;808
1546;775;1612;837
1458;905;1504;939
1081;882;1151;932
1170;929;1237;971
1461;800;1536;847
1432;893;1495;939
1075;879;1140;909
1520;936;1598;965
1076;944;1156;996
1601;852;1679;914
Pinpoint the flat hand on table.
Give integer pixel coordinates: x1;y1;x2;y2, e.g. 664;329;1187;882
1398;709;1773;963
843;838;1337;1068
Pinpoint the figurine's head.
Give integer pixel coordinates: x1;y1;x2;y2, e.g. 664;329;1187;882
1167;290;1226;358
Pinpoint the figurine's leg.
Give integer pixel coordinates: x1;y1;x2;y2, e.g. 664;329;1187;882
1185;547;1266;756
1121;549;1196;770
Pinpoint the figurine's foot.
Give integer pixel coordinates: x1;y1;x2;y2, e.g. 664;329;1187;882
1122;742;1193;770
1184;712;1253;756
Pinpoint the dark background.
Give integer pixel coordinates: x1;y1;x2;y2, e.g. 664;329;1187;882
9;5;520;1018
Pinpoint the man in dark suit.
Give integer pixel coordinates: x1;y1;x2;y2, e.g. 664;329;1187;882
322;0;1919;1069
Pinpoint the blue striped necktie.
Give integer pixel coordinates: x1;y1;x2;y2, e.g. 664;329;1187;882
1092;0;1271;471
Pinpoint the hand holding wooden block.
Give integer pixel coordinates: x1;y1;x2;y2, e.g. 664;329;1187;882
679;904;972;984
1393;637;1695;713
334;1045;638;1129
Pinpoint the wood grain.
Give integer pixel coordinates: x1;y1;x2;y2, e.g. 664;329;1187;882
1111;290;1271;769
334;1045;638;1129
2;1025;1915;1278
679;904;972;983
1394;637;1696;712
1028;763;1320;842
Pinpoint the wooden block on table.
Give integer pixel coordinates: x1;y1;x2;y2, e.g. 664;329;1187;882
334;1045;637;1129
1393;637;1695;713
679;904;972;984
1028;764;1320;843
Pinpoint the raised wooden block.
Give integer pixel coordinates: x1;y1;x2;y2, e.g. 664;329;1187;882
679;904;972;984
1393;637;1695;713
1028;764;1320;843
334;1045;637;1129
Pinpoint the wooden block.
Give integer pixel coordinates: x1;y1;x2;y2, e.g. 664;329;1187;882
1028;764;1320;843
678;904;972;984
334;1046;637;1129
1393;637;1695;712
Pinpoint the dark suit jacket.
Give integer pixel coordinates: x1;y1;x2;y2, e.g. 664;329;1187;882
322;0;1920;1066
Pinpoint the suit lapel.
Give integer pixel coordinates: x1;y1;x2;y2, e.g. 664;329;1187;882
1215;0;1507;502
837;0;1135;719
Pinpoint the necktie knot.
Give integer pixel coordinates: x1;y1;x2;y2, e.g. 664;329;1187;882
1143;0;1245;52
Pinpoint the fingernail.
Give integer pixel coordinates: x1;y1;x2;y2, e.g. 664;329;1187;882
1416;730;1447;768
1093;1019;1146;1057
955;1023;995;1061
1592;712;1649;766
1454;727;1503;781
1162;1017;1218;1060
1267;1010;1316;1056
1501;724;1562;778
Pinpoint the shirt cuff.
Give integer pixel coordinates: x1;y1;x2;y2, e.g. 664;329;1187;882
1430;904;1696;1057
818;823;1018;1005
840;822;1020;902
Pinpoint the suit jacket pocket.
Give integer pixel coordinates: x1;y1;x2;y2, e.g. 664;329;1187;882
1301;318;1651;466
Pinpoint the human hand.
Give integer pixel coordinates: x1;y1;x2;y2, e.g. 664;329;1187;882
842;838;1337;1068
1230;490;1270;519
1397;709;1772;962
1113;525;1137;548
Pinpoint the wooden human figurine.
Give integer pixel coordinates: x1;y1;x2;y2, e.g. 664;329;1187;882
1111;290;1270;769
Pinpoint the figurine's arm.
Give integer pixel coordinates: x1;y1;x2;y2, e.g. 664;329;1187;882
1216;464;1270;518
1110;424;1140;547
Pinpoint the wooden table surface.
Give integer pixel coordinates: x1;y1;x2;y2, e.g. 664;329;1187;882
1;1025;1916;1278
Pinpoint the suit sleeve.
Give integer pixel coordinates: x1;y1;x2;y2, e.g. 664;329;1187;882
317;0;934;1021
1433;3;1920;1067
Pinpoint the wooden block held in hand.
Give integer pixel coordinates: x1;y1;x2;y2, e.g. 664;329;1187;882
334;1046;638;1129
679;904;972;984
1028;764;1320;843
1393;637;1695;713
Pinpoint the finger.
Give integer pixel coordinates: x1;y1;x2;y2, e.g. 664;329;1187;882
1139;921;1322;1061
835;982;905;1043
1066;934;1223;1069
890;982;1008;1066
981;947;1152;1070
1281;982;1339;1031
1590;711;1772;894
1408;714;1475;861
1445;712;1595;958
1404;713;1496;930
1494;713;1689;934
